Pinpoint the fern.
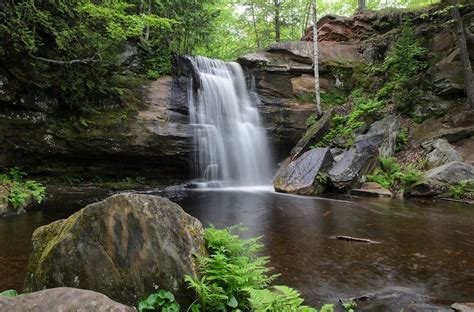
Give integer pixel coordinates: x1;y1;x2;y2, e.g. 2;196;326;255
247;286;317;312
185;226;278;311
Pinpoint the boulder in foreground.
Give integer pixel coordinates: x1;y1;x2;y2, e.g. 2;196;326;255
0;287;135;312
24;193;205;305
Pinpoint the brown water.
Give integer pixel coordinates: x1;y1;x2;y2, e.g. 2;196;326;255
1;188;473;311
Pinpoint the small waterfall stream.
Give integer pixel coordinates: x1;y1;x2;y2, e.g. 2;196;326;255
187;56;273;187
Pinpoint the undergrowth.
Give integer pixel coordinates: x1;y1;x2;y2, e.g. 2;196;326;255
365;157;422;191
138;226;343;311
312;89;384;148
449;180;474;199
0;168;45;209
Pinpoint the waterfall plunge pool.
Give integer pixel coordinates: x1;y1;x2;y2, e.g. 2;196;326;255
1;188;473;311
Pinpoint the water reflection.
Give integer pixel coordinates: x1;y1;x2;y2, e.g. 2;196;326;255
175;190;474;310
0;189;473;311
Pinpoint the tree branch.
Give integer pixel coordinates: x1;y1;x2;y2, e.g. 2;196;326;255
29;54;100;65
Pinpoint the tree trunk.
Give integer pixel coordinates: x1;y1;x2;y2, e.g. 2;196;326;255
358;0;366;11
145;0;152;41
274;0;281;42
312;0;322;116
250;4;261;48
449;0;474;110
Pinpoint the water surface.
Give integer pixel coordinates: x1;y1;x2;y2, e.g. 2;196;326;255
1;189;473;311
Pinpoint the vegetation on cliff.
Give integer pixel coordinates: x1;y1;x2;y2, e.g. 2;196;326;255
0;168;45;210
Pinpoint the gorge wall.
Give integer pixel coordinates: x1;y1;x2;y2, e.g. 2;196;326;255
0;3;472;179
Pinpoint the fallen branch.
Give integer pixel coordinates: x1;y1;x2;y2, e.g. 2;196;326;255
336;235;380;244
29;54;100;65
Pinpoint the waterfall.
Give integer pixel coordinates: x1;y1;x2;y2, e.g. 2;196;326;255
187;56;273;187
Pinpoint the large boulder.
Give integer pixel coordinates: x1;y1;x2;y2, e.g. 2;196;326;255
274;148;334;195
24;193;205;305
328;116;399;190
426;139;463;169
0;287;135;312
408;162;474;196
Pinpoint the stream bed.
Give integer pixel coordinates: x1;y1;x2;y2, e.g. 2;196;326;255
1;188;473;311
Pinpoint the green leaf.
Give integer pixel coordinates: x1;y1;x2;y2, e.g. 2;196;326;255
227;294;238;308
0;290;18;297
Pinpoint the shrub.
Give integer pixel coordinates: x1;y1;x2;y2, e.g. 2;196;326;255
366;157;422;190
138;290;179;312
313;90;384;148
184;226;319;312
395;129;409;152
0;168;46;209
449;180;474;199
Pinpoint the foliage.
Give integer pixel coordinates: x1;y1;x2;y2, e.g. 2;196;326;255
185;226;321;311
185;226;278;311
247;286;317;312
366;157;422;190
374;22;428;116
312;90;384;148
0;168;45;209
316;173;328;185
138;290;179;312
343;301;357;312
0;0;222;113
396;128;409;152
449;180;474;199
0;289;18;297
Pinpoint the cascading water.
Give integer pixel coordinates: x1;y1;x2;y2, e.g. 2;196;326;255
187;56;273;187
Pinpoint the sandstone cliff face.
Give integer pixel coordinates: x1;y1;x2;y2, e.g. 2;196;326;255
0;75;194;179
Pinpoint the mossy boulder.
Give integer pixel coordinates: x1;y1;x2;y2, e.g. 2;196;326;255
24;193;205;305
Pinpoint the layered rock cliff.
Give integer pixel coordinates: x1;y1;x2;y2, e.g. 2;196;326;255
0;3;472;182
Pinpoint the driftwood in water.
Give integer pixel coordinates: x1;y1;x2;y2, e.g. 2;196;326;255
336;235;380;244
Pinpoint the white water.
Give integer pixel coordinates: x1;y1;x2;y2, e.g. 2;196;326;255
187;56;273;187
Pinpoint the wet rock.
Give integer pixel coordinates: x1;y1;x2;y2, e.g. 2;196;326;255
351;182;393;197
426;139;463;169
24;193;205;305
0;287;135;312
452;303;474;312
274;148;334;195
328;116;399;190
408;162;474;197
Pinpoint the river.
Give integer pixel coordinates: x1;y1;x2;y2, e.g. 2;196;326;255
1;188;473;311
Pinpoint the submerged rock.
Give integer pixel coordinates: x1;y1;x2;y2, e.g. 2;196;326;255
274;147;334;195
24;193;205;305
0;287;135;311
328;115;399;190
426;139;463;169
408;162;474;197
